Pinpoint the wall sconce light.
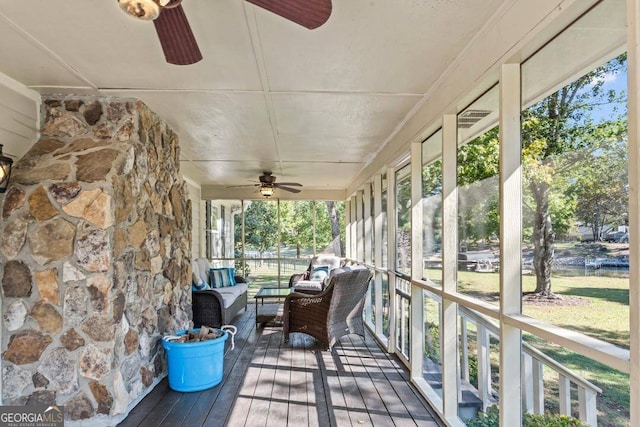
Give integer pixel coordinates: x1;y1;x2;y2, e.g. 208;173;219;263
259;185;274;198
0;145;13;193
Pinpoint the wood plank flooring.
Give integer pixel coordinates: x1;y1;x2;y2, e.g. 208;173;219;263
119;306;443;427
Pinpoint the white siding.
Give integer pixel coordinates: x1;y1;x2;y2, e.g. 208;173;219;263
184;178;203;259
0;72;39;162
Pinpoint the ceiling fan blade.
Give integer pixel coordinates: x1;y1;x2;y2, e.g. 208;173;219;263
246;0;332;30
276;182;302;187
276;185;302;193
153;5;203;65
226;184;260;188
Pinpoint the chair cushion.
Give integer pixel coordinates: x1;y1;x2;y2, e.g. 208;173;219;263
294;280;324;292
311;255;342;270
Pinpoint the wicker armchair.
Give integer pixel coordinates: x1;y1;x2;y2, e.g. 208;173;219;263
288;255;343;293
283;268;372;349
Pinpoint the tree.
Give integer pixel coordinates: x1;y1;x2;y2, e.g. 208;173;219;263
242;200;278;259
422;159;443;255
280;201;315;257
522;53;627;296
279;200;341;257
325;201;344;257
572;136;628;241
457;126;500;249
396;171;412;272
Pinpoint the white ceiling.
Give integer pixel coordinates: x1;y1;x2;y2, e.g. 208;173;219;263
0;0;508;196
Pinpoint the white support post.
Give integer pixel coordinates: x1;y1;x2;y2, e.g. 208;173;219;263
477;325;491;411
374;174;384;337
364;183;373;265
558;375;571;416
627;2;640;426
351;197;358;260
499;63;523;427
345;198;352;260
411;142;425;377
441;113;459;421
364;183;373;326
277;200;281;285
241;201;246;276
387;166;397;353
522;354;534;413
578;387;597;427
356;190;365;263
399;296;406;355
532;358;544;415
460;321;469;382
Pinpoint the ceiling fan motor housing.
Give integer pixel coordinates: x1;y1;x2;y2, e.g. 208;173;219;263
259;172;276;184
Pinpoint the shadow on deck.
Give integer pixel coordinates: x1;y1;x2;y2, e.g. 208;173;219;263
118;305;444;426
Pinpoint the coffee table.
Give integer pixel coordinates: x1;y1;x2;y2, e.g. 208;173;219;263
254;287;293;325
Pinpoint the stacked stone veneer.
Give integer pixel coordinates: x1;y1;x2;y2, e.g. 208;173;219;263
0;96;192;421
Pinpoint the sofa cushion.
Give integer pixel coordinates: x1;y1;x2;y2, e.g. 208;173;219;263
216;282;247;299
213;289;236;309
194;258;212;285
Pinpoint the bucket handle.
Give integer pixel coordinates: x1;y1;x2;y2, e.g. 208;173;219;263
221;325;237;350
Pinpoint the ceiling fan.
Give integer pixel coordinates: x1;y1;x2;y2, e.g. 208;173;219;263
230;171;303;198
117;0;333;65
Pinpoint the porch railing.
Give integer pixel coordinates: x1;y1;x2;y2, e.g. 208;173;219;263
458;305;602;425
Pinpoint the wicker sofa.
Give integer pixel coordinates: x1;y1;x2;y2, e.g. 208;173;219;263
191;258;248;328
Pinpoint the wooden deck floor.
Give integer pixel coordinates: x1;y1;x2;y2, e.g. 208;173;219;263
119;306;443;427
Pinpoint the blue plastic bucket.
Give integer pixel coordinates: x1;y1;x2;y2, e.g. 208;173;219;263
162;328;228;392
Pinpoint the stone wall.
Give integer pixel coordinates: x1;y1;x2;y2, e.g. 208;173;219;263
0;96;192;421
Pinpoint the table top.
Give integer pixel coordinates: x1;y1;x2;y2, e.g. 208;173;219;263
255;287;293;299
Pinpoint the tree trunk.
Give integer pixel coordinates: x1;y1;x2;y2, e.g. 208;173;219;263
325;201;344;257
591;205;601;241
531;181;554;296
296;243;301;258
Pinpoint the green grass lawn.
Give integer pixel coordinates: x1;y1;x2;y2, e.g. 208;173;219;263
454;270;630;426
455;271;630;349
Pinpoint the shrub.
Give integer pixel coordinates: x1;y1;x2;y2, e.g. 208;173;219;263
466;405;587;427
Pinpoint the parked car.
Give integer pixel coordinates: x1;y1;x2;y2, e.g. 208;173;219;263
604;231;629;243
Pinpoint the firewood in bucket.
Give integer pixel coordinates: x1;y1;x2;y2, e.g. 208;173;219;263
164;326;224;343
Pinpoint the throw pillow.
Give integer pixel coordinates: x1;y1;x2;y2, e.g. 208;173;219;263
227;267;237;286
210;268;232;288
192;273;208;291
310;265;330;281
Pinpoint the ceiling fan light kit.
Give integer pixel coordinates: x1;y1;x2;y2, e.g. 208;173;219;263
259;185;275;198
117;0;161;20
